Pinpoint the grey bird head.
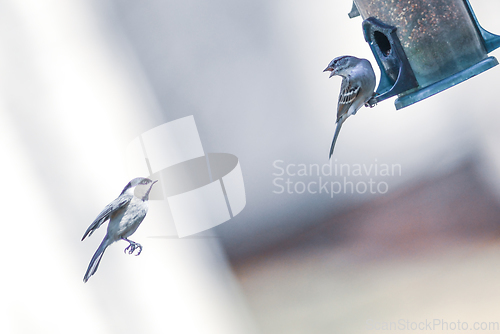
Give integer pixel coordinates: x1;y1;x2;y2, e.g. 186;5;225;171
323;55;361;78
120;177;158;200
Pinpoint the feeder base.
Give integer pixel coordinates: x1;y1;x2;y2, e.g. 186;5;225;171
395;56;499;110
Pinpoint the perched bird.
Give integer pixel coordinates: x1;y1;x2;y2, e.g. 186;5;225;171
324;55;376;158
82;177;157;283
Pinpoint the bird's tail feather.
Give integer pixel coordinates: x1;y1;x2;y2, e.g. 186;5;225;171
329;121;343;159
83;237;109;283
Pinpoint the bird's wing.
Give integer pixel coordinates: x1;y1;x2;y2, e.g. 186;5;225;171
337;77;360;121
81;195;131;241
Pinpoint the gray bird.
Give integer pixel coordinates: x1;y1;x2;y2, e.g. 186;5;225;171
324;55;376;159
82;177;157;283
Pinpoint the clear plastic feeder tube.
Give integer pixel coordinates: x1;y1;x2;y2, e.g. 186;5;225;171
354;0;487;88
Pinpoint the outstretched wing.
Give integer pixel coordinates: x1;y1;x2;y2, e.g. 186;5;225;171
337;77;360;122
81;195;131;241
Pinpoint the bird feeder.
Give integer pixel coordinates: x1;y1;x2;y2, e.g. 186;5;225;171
349;0;500;109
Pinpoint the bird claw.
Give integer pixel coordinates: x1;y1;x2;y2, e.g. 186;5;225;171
124;240;142;256
365;96;378;108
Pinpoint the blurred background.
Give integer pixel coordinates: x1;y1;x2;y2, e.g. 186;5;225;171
2;0;500;333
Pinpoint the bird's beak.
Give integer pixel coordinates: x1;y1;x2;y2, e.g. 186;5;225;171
323;66;336;78
152;180;158;185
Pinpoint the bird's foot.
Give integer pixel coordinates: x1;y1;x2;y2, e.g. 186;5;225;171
365;96;378;108
124;239;142;256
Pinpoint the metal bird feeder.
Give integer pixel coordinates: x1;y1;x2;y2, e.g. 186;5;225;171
349;0;500;109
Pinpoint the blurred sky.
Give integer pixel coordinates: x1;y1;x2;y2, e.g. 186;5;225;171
1;0;500;333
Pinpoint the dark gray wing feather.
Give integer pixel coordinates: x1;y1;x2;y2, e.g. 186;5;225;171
81;195;131;241
337;77;360;121
329;76;361;159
